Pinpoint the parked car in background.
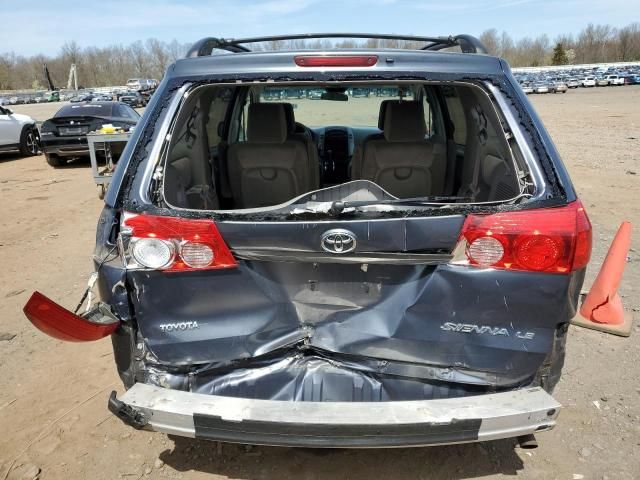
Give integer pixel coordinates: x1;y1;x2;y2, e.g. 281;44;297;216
550;81;568;93
596;76;610;87
0;105;40;156
70;92;95;102
351;87;371;97
605;74;624;86
534;82;550;93
93;94;113;101
566;78;580;88
622;75;638;85
46;91;61;102
521;82;534;94
126;78;142;91
307;88;323;99
126;78;156;92
24;33;593;450
39;101;140;167
119;91;147;107
581;76;596;87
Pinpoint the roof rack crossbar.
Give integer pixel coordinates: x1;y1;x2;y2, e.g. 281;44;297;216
185;33;487;58
186;37;252;57
423;35;488;54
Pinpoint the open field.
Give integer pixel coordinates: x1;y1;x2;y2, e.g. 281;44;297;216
0;86;639;480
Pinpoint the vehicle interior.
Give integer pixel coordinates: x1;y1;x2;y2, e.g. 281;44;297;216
161;82;528;212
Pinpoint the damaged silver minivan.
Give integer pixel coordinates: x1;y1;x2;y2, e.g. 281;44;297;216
24;34;592;448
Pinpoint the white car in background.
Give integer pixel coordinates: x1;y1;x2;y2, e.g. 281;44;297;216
605;74;625;86
581;76;596;87
126;78;142;90
0;105;40;156
566;78;580;88
534;82;550;93
521;82;534;94
126;78;156;92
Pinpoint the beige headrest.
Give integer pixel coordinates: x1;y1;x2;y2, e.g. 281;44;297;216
378;99;393;130
247;103;288;143
383;101;427;142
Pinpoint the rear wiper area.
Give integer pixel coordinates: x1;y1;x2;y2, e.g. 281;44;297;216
329;196;473;214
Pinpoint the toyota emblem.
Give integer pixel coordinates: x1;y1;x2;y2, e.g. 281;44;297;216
321;229;357;254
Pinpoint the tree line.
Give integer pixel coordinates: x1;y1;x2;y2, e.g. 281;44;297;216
1;22;639;91
478;22;640;67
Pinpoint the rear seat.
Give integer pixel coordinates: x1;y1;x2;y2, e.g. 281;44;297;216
227;103;317;208
358;101;446;198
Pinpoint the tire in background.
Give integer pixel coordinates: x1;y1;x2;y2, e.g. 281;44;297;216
45;153;64;167
19;126;39;156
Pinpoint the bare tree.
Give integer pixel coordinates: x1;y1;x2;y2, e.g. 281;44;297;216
147;38;170;79
479;29;500;56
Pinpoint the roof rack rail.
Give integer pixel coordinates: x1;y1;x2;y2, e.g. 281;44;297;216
185;33;488;58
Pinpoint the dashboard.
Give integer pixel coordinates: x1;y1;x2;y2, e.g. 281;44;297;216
310;126;379;186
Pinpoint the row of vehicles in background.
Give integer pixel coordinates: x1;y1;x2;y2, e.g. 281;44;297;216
0;91;66;105
0;78;158;106
521;80;569;94
262;86;412;100
515;64;640;95
125;78;158;92
68;90;147;107
0;79;155;159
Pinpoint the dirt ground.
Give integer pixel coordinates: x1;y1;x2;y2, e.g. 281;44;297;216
0;87;638;480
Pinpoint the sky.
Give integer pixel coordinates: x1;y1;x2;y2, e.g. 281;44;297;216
2;0;637;56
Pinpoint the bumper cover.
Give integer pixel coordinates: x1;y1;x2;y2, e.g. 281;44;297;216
41;140;89;157
111;383;561;448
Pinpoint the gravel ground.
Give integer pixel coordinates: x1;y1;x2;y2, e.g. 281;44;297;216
0;86;638;480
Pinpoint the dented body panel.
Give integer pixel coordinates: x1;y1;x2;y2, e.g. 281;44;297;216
127;258;579;394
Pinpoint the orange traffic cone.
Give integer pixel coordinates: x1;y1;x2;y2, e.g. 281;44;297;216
571;221;633;337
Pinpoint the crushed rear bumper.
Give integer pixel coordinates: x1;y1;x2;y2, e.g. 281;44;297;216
109;383;561;448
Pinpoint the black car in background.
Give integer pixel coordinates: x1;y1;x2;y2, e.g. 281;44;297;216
39;102;140;167
70;93;95;102
119;91;147;107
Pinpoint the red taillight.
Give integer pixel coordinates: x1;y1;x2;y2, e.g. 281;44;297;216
294;55;378;67
123;213;237;272
456;201;592;274
23;292;119;342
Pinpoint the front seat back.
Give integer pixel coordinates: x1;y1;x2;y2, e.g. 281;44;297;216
360;101;446;198
278;102;320;189
351;99;393;179
227;103;314;208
